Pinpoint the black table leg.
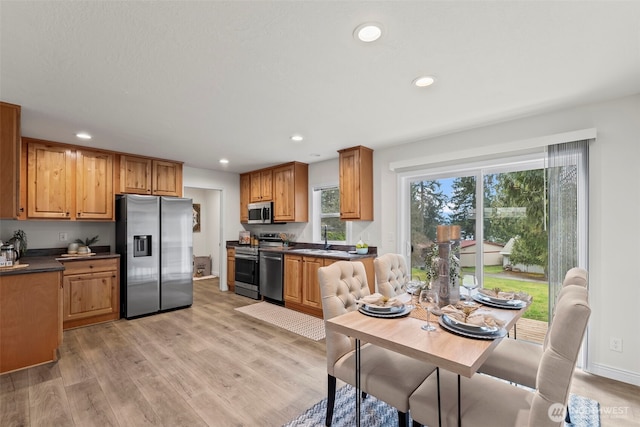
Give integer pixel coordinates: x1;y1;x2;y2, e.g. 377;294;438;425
356;338;361;427
436;367;441;427
458;374;461;427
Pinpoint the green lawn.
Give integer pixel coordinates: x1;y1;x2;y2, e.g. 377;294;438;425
411;267;549;321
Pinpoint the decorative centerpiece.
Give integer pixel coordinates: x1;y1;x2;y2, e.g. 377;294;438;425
355;239;369;254
75;235;99;254
424;225;461;307
9;229;27;258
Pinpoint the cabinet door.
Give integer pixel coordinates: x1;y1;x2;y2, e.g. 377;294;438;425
339;148;360;219
284;255;303;303
302;256;323;309
273;164;295;221
249;169;273;202
240;174;250;223
152;160;182;196
63;271;118;324
76;149;114;220
227;248;236;290
119;155;152;194
0;102;21;219
27;142;74;219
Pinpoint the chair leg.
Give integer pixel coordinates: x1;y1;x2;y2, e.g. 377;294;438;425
565;407;572;424
326;375;336;426
362;391;368;399
397;410;409;427
412;420;423;427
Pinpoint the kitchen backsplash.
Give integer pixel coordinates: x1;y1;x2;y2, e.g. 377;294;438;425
0;220;115;251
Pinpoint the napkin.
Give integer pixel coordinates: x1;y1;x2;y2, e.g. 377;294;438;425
478;288;531;302
357;293;404;308
441;304;505;328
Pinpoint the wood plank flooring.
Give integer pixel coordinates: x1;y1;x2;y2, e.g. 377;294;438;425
1;278;638;426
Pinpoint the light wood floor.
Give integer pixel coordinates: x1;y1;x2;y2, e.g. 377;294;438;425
1;278;638;426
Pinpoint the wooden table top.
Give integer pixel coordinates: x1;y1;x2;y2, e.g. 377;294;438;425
325;304;526;378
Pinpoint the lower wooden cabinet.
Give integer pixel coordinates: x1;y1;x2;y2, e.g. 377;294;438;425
226;247;235;291
283;255;375;318
61;258;120;329
0;270;62;374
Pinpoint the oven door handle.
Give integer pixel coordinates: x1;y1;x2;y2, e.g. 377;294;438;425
235;254;258;261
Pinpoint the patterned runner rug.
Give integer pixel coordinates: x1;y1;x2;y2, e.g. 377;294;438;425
235;301;325;341
283;384;600;427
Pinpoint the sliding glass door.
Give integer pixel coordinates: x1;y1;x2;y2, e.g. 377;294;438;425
404;155;549;343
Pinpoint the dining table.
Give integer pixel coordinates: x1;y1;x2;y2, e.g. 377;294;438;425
325;298;529;427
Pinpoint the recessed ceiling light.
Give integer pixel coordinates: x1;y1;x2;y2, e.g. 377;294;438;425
291;134;304;142
354;23;383;43
219;158;229;164
413;76;436;87
309;153;321;157
76;132;92;140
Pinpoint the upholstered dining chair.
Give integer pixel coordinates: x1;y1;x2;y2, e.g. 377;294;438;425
409;284;590;427
318;261;437;427
478;267;588;388
374;253;410;297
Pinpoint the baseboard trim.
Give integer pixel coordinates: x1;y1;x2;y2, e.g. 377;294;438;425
587;362;640;387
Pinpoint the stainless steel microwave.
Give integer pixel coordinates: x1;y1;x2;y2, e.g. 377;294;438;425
248;201;273;224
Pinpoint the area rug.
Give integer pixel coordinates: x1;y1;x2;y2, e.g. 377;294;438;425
235;301;325;341
283;384;600;427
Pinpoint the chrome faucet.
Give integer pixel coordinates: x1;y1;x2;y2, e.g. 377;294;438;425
323;225;330;250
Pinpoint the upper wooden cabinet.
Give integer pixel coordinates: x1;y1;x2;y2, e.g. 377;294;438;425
272;162;308;223
240;173;250;223
25;139;114;220
250;169;273;202
0;102;22;219
118;155;183;197
338;145;373;221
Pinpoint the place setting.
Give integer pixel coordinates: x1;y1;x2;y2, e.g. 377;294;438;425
356;293;413;318
438;304;508;340
471;287;531;310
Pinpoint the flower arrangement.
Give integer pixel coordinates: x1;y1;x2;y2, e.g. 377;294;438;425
75;235;100;247
423;243;461;286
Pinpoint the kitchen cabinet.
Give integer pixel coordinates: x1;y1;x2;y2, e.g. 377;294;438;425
240;173;250;223
338;145;373;221
227;247;236;291
60;258;120;329
118;155;183;197
250;169;273;202
0;270;63;373
272;162;308;222
284;254;375;318
284;254;303;304
0;101;22;219
25;139;114;220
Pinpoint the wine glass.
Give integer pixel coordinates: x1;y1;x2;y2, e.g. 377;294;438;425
402;280;421;309
419;288;439;331
462;274;478;305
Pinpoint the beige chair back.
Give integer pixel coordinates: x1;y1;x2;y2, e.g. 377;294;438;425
529;285;590;426
562;267;588;288
318;261;371;376
374;253;410;297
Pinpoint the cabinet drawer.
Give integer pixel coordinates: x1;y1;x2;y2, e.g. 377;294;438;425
62;258;118;275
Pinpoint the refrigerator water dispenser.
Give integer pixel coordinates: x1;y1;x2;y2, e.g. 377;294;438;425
133;235;152;257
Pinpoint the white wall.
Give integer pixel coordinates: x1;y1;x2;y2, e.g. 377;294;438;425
370;94;640;385
182;166;240;291
183;187;221;276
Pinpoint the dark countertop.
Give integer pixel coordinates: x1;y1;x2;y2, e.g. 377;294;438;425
264;246;376;260
0;252;120;277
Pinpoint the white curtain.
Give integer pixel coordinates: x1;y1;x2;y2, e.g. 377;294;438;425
547;139;590;319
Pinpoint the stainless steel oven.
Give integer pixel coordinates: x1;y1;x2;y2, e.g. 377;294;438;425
234;246;260;299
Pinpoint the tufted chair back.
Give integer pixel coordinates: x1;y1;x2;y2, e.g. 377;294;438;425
318;261;371;375
528;285;590;427
562;267;588;288
374;253;410;297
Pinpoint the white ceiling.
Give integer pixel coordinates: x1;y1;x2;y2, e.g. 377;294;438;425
1;1;639;173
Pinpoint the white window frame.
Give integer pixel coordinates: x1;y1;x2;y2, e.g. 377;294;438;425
312;185;351;243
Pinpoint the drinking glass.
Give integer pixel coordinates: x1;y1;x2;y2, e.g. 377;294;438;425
419;289;439;331
461;274;478;305
402;280;422;310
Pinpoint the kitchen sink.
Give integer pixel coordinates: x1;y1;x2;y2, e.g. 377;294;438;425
287;248;353;256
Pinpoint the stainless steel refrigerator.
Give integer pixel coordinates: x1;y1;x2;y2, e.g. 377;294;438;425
116;194;193;319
